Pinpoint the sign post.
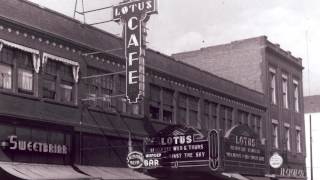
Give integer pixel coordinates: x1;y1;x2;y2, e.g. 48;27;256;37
113;0;158;103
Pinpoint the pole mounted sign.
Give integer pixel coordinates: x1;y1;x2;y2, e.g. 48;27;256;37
113;0;158;103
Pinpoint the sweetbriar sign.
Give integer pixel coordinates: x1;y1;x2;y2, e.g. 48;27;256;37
113;0;158;103
223;125;266;175
2;135;68;155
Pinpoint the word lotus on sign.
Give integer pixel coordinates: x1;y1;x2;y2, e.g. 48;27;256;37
113;0;158;103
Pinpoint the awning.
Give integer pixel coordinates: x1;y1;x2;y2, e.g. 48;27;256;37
222;173;251;180
0;162;91;180
246;176;271;180
76;165;156;180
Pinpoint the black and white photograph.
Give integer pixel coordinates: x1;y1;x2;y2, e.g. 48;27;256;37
0;0;318;179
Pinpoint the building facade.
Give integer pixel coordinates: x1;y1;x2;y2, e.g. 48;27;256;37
0;0;305;180
173;36;306;180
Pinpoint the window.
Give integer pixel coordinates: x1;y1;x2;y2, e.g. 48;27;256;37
149;84;161;120
272;120;279;149
43;60;58;100
296;127;302;153
86;67;114;109
221;105;233;132
239;110;249;125
269;67;277;104
163;89;174;123
0;64;12;89
293;80;299;112
60;84;72;102
178;94;187;125
251;115;262;138
18;69;33;93
150;106;160;119
188;96;199;127
284;124;291;151
282;74;288;108
43;79;56;99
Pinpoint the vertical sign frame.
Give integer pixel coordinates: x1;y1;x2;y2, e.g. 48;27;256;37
113;0;158;103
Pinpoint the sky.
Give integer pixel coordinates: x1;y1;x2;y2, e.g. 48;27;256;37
27;0;320;96
26;1;320;179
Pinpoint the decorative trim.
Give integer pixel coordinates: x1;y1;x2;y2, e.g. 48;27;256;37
43;52;79;66
295;126;301;130
282;73;288;79
269;66;276;73
32;54;41;73
73;66;80;83
272;119;279;124
42;52;80;83
293;79;299;85
284;123;290;127
0;38;39;54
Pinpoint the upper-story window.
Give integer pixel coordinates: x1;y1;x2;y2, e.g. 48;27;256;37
296;126;302;153
204;101;218;130
269;67;277;104
177;93;199;127
238;110;249;125
162;88;174;123
293;79;300;112
272;119;279;149
284;123;291;151
221;105;233;132
0;64;12;90
0;40;40;95
282;73;288;109
251;114;262;138
188;96;199;128
42;53;79;104
178;93;188;125
86;67;114;110
149;84;161;120
17;51;34;94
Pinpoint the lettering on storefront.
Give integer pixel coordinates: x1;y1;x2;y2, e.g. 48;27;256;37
280;168;305;177
223;125;266;174
113;0;158;103
6;135;68;155
144;125;211;168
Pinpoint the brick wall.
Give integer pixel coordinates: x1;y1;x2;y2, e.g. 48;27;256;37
173;36;267;93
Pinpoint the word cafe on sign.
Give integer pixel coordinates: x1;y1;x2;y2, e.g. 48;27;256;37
113;0;158;103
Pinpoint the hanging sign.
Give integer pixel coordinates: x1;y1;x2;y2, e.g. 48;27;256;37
113;0;158;103
127;151;144;169
144;125;211;168
269;152;283;169
223;125;266;175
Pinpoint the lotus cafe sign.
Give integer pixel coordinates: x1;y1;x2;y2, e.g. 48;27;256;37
113;0;158;104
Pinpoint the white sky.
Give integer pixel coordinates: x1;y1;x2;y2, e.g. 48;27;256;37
27;0;320;96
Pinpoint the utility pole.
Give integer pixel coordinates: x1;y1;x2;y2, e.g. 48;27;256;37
310;114;313;180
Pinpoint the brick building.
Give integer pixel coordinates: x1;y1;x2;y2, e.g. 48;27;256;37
173;37;306;179
0;0;305;180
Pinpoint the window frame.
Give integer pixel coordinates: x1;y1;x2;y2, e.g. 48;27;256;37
282;73;288;109
293;79;300;112
272;119;279;149
269;67;277;105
